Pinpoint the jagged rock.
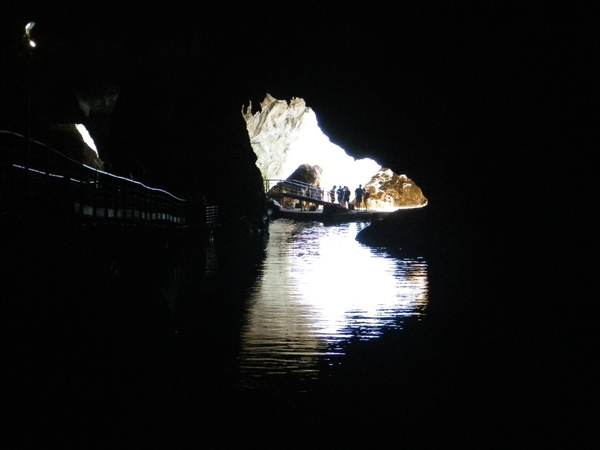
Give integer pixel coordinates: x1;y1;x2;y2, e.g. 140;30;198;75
265;164;323;209
286;164;323;185
364;168;428;209
356;207;431;252
242;94;314;181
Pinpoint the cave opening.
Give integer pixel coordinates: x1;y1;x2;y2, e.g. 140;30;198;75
243;94;428;211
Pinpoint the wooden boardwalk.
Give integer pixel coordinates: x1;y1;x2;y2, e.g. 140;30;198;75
0;131;220;228
267;191;331;206
264;178;332;206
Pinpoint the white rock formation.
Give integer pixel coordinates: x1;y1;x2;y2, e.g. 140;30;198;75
242;94;310;180
242;94;380;192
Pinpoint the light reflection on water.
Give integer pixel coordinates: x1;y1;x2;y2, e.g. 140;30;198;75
238;219;428;387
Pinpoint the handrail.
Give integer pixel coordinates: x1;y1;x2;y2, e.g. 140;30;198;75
1;131;187;226
264;178;326;201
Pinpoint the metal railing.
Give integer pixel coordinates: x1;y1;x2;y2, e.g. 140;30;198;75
263;178;326;202
205;205;220;227
1;131;187;226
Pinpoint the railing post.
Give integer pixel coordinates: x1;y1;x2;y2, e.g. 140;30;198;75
78;160;83;219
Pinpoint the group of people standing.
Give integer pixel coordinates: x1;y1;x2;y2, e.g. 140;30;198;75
329;184;370;210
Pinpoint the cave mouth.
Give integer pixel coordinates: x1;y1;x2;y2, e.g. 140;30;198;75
244;94;428;211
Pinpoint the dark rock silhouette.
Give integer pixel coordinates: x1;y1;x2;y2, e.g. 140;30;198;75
286;163;323;186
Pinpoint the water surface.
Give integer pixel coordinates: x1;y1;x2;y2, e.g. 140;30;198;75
237;219;429;388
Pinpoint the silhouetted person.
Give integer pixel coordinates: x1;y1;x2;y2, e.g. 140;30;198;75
364;189;370;210
329;186;336;203
344;186;350;208
336;185;344;204
355;184;364;210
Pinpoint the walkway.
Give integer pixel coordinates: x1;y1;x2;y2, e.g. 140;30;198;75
0;131;220;228
263;178;332;206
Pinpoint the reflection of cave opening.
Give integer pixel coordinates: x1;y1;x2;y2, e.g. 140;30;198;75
243;94;428;211
238;221;429;385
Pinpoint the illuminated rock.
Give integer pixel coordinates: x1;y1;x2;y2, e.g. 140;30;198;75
242;94;312;181
364;169;428;209
286;164;323;186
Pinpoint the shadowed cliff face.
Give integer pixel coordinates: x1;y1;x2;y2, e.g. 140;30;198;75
108;62;266;225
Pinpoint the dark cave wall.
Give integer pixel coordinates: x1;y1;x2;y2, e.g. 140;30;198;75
2;55;266;233
108;61;266;227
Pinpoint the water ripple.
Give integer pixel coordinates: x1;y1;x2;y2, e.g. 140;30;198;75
238;219;428;387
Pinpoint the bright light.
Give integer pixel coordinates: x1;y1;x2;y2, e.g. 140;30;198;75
75;124;98;156
238;221;429;383
280;112;381;191
24;22;36;47
246;96;425;211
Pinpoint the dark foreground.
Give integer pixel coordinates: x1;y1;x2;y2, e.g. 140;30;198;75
2;217;593;449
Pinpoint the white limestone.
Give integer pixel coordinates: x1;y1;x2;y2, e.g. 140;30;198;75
242;94;380;192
